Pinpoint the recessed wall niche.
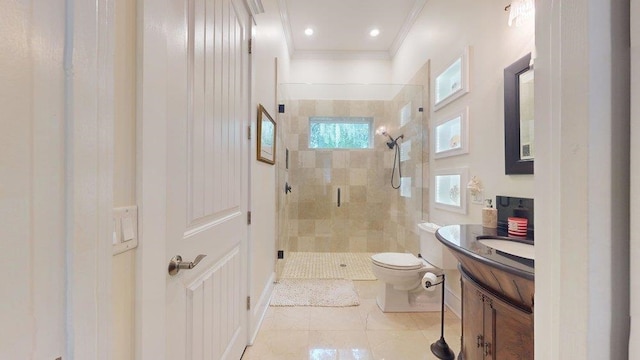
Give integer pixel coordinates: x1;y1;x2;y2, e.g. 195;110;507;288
434;167;468;214
433;107;469;159
433;47;470;111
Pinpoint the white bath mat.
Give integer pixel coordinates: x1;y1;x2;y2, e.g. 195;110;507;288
270;279;360;307
280;252;376;280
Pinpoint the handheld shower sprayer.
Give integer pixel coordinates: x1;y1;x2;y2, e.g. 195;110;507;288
376;126;404;189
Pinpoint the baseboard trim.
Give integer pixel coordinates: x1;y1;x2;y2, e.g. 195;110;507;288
248;272;275;344
445;285;462;318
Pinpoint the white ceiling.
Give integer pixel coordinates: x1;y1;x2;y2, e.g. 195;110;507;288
278;0;427;60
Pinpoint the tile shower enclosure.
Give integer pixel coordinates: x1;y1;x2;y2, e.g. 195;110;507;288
276;84;428;256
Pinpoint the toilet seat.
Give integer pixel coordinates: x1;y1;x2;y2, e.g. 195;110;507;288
371;252;425;270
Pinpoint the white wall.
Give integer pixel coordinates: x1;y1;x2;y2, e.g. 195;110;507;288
392;0;535;226
536;0;630;359
289;58;390;84
249;0;290;342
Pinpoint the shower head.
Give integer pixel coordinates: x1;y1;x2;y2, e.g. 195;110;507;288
386;134;404;149
376;126;403;149
376;126;404;150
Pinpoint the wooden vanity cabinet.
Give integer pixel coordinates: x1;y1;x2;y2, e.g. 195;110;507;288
460;271;534;360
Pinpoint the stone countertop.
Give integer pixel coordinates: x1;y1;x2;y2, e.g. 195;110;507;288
435;224;534;280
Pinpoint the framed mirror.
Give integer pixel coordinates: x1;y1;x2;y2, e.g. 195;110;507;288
257;104;276;165
504;53;534;174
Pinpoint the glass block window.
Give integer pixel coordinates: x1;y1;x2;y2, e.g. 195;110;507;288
309;117;373;149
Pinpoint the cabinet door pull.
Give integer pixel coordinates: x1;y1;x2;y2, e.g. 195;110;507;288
477;335;483;348
484;342;491;356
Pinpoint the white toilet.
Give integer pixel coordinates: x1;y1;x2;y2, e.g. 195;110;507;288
370;222;457;312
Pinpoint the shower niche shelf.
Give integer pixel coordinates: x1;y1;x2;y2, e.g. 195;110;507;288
433;108;468;159
433;47;470;111
433;167;468;214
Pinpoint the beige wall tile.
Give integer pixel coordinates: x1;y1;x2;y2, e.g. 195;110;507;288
332;151;348;168
314;101;334;116
349;169;368;186
297;236;316;252
281;93;428;255
349;186;366;203
330;168;348;184
298;202;317;219
349;236;368;252
299;150;316;168
287;134;299;151
314;220;331;235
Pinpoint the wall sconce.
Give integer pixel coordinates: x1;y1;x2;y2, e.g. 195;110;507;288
467;176;483;204
505;0;535;27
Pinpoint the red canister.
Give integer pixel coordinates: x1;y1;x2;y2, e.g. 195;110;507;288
508;217;528;237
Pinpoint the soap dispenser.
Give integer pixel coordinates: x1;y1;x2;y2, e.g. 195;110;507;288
482;199;498;228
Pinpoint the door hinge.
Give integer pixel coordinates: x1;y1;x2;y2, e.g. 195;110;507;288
247;296;251;310
248;125;251;140
247;211;252;225
248;39;252;54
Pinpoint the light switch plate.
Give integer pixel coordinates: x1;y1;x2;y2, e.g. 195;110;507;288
112;206;138;255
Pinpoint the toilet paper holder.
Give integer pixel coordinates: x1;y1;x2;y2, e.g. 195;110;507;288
424;273;456;360
422;272;444;289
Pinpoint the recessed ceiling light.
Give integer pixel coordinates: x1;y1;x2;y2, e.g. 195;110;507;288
369;28;380;37
304;28;314;36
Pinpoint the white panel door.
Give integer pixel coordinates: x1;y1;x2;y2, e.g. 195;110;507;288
162;0;250;359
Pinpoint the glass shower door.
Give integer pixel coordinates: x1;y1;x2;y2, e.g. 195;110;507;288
275;83;425;278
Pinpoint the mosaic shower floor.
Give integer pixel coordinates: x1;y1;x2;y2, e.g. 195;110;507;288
280;252;377;280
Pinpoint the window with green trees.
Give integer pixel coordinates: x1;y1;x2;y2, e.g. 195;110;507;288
308;117;373;149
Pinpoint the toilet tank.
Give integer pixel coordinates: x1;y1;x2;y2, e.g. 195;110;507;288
418;222;457;270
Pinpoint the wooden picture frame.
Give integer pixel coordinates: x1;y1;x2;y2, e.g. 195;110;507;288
257;104;276;165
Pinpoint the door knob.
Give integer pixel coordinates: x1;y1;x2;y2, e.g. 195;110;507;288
168;254;207;276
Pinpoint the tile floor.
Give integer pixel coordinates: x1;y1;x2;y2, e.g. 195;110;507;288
280;252;377;280
242;280;461;360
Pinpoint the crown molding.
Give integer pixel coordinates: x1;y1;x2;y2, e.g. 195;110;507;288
389;0;428;57
291;49;391;61
277;0;295;57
